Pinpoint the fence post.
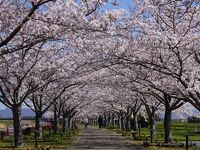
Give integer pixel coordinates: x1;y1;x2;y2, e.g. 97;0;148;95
138;124;141;137
35;129;39;149
150;129;153;143
185;134;189;150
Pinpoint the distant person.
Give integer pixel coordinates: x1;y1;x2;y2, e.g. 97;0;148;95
98;115;103;129
103;119;106;127
72;119;77;130
84;117;89;129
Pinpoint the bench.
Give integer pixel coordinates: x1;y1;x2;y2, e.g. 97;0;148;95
130;131;139;140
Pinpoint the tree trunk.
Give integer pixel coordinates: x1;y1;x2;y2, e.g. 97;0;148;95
12;105;22;147
133;114;138;131
164;108;172;143
53;105;58;134
120;112;124;130
111;113;114;126
35;114;42;139
107;113;111;126
145;105;157;143
149;114;156;143
125;116;130;131
117;115;120;129
62;117;66;134
103;114;107;126
67;117;71;129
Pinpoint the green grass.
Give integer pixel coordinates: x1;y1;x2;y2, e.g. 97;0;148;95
0;127;81;149
148;146;200;150
0;120;82;149
131;140;200;150
108;122;200;150
139;122;200;141
0;120;13;128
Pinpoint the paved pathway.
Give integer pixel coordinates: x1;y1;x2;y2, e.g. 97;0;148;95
71;126;144;150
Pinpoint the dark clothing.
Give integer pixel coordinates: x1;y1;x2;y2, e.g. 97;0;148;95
84;123;88;129
98;116;103;129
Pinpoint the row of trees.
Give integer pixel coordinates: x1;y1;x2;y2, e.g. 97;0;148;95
76;0;200;143
0;0;200;147
0;0;126;147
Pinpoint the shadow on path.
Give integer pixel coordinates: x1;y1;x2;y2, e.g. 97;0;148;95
71;126;144;150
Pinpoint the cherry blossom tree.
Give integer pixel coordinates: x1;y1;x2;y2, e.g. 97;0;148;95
138;92;162;143
126;0;200;111
103;58;186;143
0;0;126;56
0;0;56;55
101;0;200;143
0;0;126;147
25;82;80;138
0;49;55;146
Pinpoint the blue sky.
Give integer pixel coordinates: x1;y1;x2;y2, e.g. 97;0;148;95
0;104;6;110
113;0;132;10
104;0;132;11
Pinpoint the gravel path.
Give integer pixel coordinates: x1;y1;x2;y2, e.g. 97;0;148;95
71;126;145;150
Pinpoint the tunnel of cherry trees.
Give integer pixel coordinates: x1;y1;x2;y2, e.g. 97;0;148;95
0;0;200;148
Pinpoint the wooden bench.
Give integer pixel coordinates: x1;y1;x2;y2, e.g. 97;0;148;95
130;131;139;140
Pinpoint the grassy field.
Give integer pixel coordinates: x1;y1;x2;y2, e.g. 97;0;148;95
107;121;200;150
148;146;200;150
140;122;200;141
0;120;81;149
107;122;200;141
24;128;80;149
0;120;13;128
1;120;200;149
0;128;81;149
0;120;35;129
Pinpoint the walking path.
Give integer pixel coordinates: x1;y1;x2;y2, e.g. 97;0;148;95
71;126;144;150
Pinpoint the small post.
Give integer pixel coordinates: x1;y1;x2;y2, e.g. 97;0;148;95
185;134;189;150
34;129;39;149
49;127;51;141
150;129;153;143
35;135;38;149
139;124;141;137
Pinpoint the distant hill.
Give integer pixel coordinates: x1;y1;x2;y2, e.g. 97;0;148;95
0;108;35;118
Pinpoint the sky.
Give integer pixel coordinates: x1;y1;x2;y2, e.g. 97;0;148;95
112;0;132;10
104;0;133;12
0;105;5;110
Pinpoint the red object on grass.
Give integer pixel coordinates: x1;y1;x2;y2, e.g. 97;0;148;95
5;126;10;136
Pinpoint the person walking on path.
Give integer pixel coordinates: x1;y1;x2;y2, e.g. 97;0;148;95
84;117;89;129
98;115;103;129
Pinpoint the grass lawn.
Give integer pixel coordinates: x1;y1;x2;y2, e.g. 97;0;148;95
0;127;81;149
0;120;35;129
107;122;200;150
130;139;200;150
0;120;13;128
24;130;79;149
148;146;200;150
140;122;200;141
